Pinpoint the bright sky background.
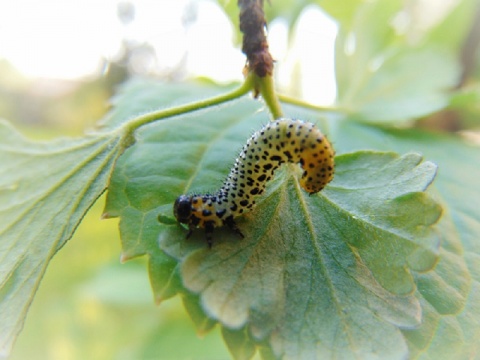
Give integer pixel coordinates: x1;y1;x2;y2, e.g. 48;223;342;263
0;0;456;105
0;0;122;79
0;0;339;104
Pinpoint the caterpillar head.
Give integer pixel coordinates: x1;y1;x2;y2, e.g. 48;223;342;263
173;195;192;224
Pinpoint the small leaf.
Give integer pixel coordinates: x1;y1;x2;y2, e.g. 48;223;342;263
0;121;123;356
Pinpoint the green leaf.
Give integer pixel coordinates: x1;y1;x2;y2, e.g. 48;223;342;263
0;121;124;356
283;98;480;356
158;152;438;359
323;118;480;358
0;79;243;357
334;1;459;123
105;81;442;359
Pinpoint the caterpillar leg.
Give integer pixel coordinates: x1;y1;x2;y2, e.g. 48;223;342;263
205;221;215;248
224;216;244;238
185;218;243;249
186;224;195;239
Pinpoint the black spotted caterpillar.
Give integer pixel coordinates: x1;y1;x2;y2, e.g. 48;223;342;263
174;118;335;247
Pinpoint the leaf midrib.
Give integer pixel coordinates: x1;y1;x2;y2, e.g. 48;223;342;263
293;177;361;356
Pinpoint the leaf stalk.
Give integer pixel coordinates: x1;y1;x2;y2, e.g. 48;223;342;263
254;74;284;119
125;74;255;134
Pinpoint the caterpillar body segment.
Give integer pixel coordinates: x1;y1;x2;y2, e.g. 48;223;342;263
173;118;335;247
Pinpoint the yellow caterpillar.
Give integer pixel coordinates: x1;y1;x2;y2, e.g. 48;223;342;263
174;118;335;247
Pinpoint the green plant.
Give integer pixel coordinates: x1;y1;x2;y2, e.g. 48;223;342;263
1;0;479;359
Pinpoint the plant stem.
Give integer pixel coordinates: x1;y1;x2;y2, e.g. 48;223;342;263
256;74;284;119
126;74;255;133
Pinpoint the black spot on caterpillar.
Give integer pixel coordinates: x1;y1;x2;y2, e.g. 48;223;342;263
173;118;335;247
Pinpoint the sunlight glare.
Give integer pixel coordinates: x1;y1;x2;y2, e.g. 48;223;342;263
0;0;122;79
275;6;338;105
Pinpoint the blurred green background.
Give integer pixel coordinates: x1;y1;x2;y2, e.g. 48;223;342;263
9;197;230;359
2;0;479;359
1;2;240;358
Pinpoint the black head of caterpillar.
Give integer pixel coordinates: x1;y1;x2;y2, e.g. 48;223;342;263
173;118;335;247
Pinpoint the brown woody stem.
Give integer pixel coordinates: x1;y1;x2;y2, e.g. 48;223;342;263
238;0;274;77
238;0;283;119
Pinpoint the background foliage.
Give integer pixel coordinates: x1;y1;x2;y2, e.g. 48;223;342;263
1;0;480;359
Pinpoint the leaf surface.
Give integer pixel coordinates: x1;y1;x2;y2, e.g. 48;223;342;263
328;119;480;358
0;80;221;352
0;122;123;356
105;80;442;359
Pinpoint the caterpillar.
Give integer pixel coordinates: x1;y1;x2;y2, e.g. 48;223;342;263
173;118;335;247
